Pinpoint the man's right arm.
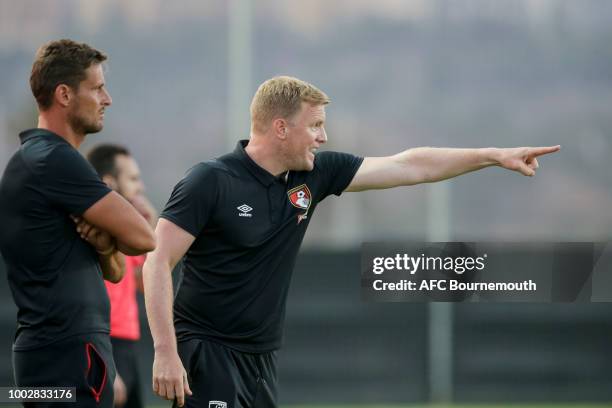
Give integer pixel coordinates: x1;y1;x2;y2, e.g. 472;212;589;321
143;218;195;407
42;145;156;255
82;191;155;255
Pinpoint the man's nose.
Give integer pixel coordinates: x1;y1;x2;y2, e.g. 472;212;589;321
319;127;327;144
103;89;112;106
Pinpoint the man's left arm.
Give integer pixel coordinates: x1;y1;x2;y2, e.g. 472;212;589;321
72;215;126;283
98;248;126;283
345;145;560;192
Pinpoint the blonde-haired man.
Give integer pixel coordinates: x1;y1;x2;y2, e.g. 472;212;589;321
144;76;559;408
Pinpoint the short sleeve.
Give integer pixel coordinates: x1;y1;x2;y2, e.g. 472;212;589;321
160;163;218;238
42;144;111;215
314;151;364;200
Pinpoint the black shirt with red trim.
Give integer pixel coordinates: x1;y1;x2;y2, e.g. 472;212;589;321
161;140;363;352
0;129;112;351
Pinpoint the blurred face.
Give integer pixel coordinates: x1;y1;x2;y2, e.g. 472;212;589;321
114;154;144;202
284;102;327;171
67;63;112;135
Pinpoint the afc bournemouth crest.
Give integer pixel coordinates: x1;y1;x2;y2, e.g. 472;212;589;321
287;184;312;224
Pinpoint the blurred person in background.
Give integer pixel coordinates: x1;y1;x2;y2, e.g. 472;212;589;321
88;144;157;408
143;76;559;408
0;39;155;407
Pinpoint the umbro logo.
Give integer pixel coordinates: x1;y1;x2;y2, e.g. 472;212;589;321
237;204;253;218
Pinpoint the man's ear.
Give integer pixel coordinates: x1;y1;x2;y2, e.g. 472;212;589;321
272;118;288;140
102;174;117;190
54;84;73;108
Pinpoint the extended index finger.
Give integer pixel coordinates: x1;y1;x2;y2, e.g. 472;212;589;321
529;145;561;157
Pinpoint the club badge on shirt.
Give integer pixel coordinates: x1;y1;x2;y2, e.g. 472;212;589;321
287;184;312;224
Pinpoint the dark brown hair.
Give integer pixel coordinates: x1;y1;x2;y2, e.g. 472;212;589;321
30;39;107;110
87;144;130;178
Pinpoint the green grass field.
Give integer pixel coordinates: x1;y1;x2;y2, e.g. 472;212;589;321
281;405;612;408
139;402;612;408
148;404;612;408
139;403;612;408
148;402;612;408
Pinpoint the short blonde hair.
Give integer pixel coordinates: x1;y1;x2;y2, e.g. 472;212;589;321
250;76;330;133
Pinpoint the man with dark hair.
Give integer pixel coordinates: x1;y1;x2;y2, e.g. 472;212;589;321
87;143;156;408
0;39;155;407
144;76;560;408
88;144;130;180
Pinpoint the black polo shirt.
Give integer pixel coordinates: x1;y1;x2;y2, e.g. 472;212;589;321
161;140;363;353
0;129;112;351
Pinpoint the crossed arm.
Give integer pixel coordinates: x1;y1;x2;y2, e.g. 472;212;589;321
71;192;157;282
83;192;157;255
345;145;561;192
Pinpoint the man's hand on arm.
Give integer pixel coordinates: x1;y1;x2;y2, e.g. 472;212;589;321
143;218;195;407
345;145;560;192
82;191;156;255
71;215;125;282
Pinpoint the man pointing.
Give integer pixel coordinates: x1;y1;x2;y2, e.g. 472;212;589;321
144;76;559;408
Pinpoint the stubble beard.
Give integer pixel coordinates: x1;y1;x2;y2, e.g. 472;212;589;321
67;102;103;136
282;145;313;172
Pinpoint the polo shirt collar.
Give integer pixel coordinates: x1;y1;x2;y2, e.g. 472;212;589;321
234;140;286;187
19;128;70;146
